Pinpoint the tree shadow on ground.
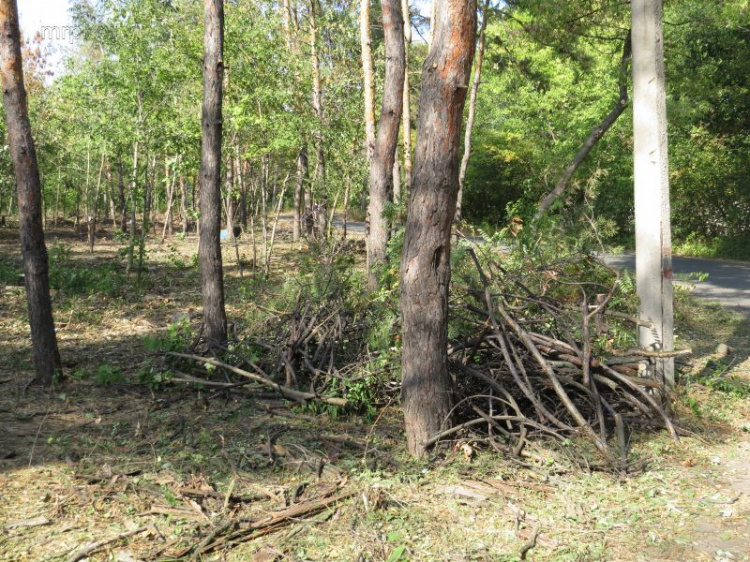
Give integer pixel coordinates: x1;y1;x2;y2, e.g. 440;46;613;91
674;295;750;388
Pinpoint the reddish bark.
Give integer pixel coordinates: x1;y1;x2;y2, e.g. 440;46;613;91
400;0;477;456
0;0;62;385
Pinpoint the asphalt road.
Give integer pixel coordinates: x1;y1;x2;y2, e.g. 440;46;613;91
604;253;750;318
332;218;750;317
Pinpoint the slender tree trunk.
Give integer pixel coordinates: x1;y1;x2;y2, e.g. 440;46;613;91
309;0;326;207
74;181;80;233
260;164;269;275
632;0;674;386
0;0;62;385
392;156;401;205
401;0;412;203
224;152;234;238
366;0;405;290
162;158;176;241
534;32;632;222
126;139;139;273
293;146;307;242
400;0;477;457
342;177;351;240
137;153;154;272
89;151;106;253
456;0;490;222
198;0;228;345
107;164;116;225
179;173;189;234
84;136;91;226
117;154;127;232
53;162;61;227
360;0;376;161
235;145;247;229
428;0;437;49
265;173;290;277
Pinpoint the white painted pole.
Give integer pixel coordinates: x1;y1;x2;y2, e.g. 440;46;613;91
631;0;674;387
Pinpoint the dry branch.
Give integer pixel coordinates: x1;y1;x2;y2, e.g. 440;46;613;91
435;247;684;469
168;352;347;407
67;527;146;562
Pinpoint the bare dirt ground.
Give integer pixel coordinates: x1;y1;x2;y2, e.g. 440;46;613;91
1;224;749;561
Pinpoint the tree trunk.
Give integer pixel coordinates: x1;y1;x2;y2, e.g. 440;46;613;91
235;145;247;229
162;158;175;241
117;154;127;232
126;92;143;275
89;151;106;253
366;0;405;290
401;0;412;203
198;0;228;346
224;152;235;239
456;0;490;223
360;0;376;161
534;32;632;222
632;0;674;386
126;139;139;274
428;0;437;49
53;162;61;227
137;153;154;272
392;156;401;205
179;174;189;234
107;164;116;225
309;0;326;206
293;145;307;242
400;0;477;457
0;0;62;385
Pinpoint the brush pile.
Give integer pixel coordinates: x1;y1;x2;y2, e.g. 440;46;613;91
172;239;689;469
441;245;689;468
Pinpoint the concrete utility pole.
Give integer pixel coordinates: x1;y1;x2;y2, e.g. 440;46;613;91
631;0;674;386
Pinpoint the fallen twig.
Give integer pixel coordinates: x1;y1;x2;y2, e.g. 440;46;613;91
67;526;146;562
168;352;347;407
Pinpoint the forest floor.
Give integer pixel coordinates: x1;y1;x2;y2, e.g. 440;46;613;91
1;224;750;561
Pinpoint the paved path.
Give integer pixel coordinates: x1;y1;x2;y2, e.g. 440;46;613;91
604;253;750;317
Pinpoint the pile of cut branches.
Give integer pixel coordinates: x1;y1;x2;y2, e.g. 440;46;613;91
441;246;689;469
168;244;396;410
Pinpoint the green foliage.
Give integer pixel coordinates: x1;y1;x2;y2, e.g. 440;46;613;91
461;0;750;255
138;363;173;391
94;364;125;386
48;244;127;297
0;255;20;285
143;317;194;353
673;235;750;262
451;221;640;355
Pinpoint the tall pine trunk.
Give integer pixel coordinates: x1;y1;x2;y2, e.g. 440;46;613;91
198;0;228;345
365;0;405;290
0;0;62;385
309;0;326;227
400;0;477;456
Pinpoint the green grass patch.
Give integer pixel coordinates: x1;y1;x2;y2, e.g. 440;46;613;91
674;234;750;261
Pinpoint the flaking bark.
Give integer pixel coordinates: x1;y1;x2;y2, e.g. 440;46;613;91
0;0;62;385
400;0;477;456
